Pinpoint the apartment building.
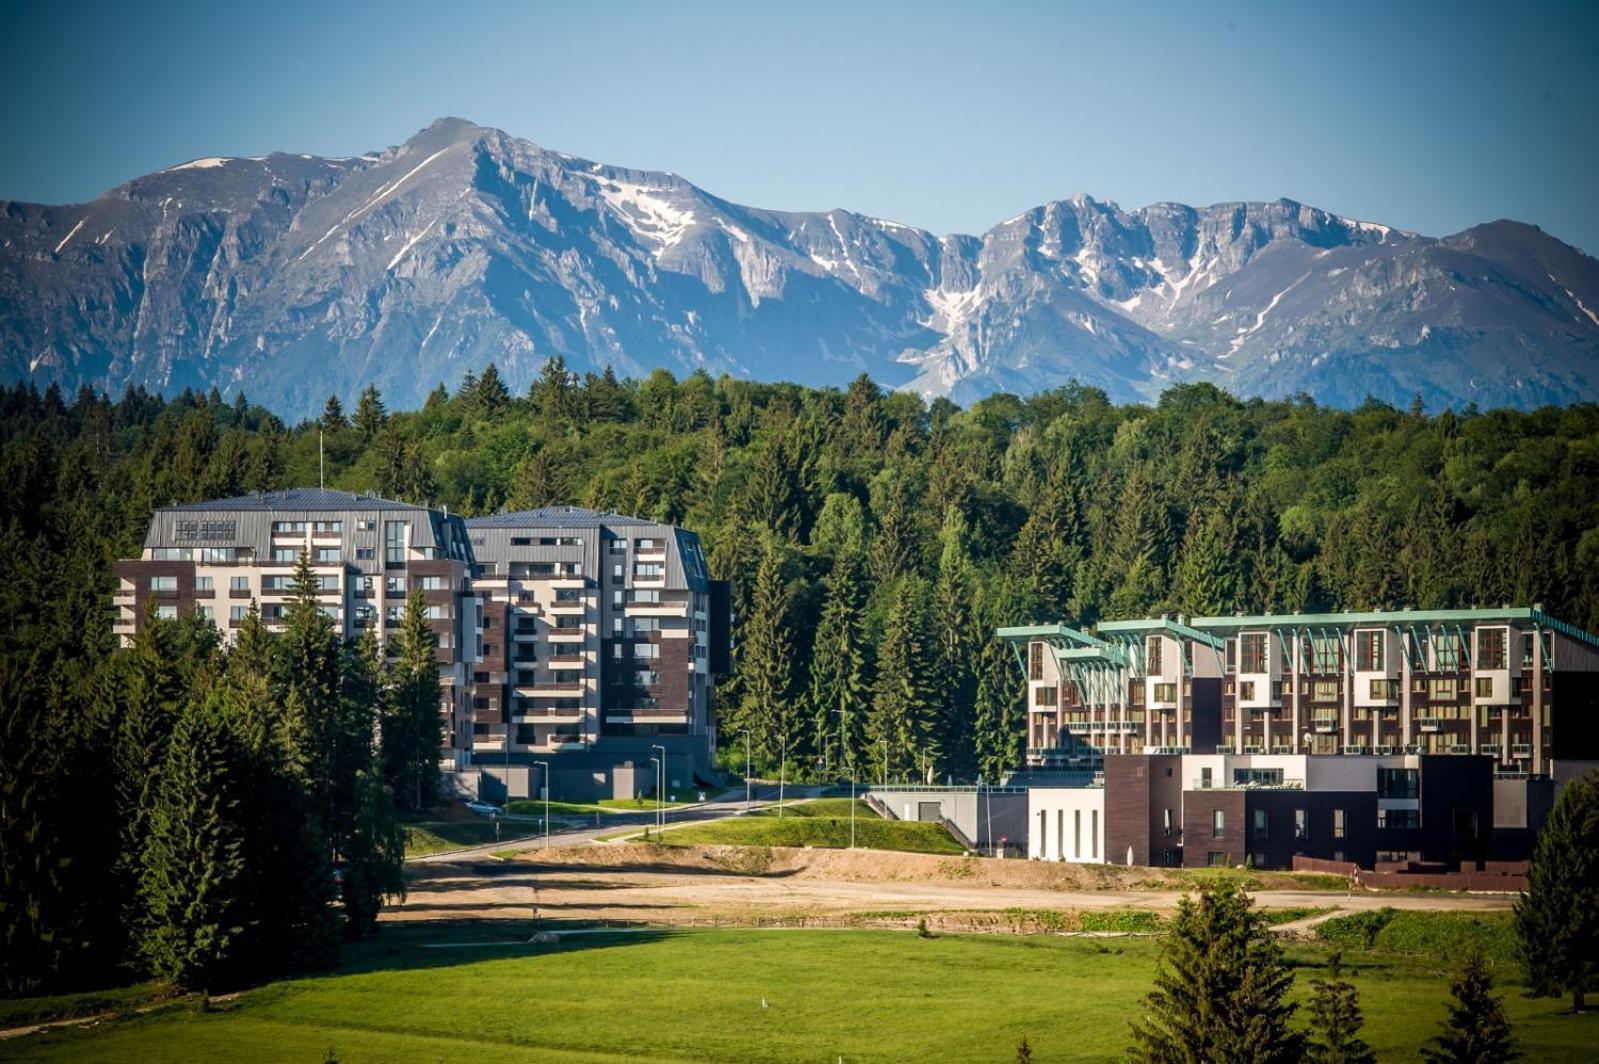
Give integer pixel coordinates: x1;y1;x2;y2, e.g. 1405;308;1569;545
1001;607;1599;778
112;494;734;795
113;489;479;760
1028;751;1503;870
462;507;731;801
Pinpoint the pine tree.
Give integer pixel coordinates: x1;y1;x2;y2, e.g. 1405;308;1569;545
868;577;941;782
1305;952;1375;1064
933;507;978;779
1514;770;1598;1012
473;362;511;415
321;394;346;432
1008;472;1081;620
137;696;247;991
1420;951;1520;1063
531;355;575;422
1128;881;1304;1063
972;633;1023;783
353;385;387;440
807;549;870;776
1173;509;1238;617
871;481;919;584
383;589;442;812
733;536;796;764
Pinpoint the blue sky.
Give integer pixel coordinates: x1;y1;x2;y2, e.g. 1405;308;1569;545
2;0;1596;252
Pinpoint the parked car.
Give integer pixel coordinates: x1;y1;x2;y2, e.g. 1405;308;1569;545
465;800;503;817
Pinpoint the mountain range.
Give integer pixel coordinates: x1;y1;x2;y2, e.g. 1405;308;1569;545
3;116;1596;417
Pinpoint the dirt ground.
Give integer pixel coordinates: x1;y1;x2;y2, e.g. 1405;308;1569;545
390;844;1515;933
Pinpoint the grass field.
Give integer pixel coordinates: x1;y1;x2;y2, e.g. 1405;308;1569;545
401;820;538;856
5;920;1593;1062
503;788;726;819
617;799;967;854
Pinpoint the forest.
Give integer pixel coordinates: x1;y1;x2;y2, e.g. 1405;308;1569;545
3;362;1598;992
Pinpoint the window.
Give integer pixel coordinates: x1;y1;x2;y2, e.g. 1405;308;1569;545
1431;678;1458;700
1163;808;1173;836
1378;808;1420;829
1233;767;1283;787
1377;768;1419;799
416;576;447;591
630;589;660;604
149;576;177;591
425;605;449;620
1153;683;1176;703
151;548;192;561
1207;852;1231;868
270;547;297;563
1253;809;1268;839
1074;810;1081;858
1370;679;1397;700
315;547;339;563
1091;810;1099;859
357;519;376;532
385;522;408;564
1306;635;1339;672
637;538;660;550
1294;809;1308;839
612;617;624;635
1333;809;1346;839
555;616;583;630
229;605;249;622
634;643;660;659
632;617;660;633
609;539;628;554
230;576;249;592
1240;633;1268;674
613;644;625;659
385;576;404;595
555;588;583;602
198;547;238;564
155;605;178;619
195;605;214;621
1356;630;1384;671
1034;686;1058;706
1238;680;1256;701
634;563;664;578
312;520;342;534
1313;680;1340;702
1434;631;1462;670
271;521;306;535
1475;677;1494;699
354;547;374;560
195;576;213;592
1212;810;1225;837
1476;627;1509;671
1029;642;1044;681
1146;636;1163;674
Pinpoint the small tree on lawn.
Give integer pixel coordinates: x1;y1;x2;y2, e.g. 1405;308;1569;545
1128;880;1304;1063
1420;951;1519;1064
1513;769;1598;1012
1016;1035;1033;1063
1305;952;1375;1064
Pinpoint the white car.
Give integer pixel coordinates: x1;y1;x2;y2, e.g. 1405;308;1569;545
465;800;503;817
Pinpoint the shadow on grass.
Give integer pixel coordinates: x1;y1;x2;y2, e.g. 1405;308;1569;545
325;919;682;981
406;856;802;882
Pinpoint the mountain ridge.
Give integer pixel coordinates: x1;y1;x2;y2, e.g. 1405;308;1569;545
3;117;1595;417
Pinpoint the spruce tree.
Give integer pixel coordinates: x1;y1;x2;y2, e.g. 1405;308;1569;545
1420;951;1520;1063
383;589;443;812
1305;952;1375;1064
1514;769;1599;1011
321;394;346;432
807;549;870;775
1173;510;1238;617
870;482;919;584
353;385;387;440
1128;881;1304;1063
933;507;978;779
868;577;941;782
474;362;511;415
510;447;566;509
733;536;796;764
137;696;247;991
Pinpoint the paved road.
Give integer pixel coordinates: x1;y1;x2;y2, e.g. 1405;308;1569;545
409;784;804;864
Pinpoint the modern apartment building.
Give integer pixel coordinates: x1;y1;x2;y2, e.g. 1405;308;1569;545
1000;607;1599;778
113;493;733;797
1002;606;1599;868
463;507;732;801
113;489;480;760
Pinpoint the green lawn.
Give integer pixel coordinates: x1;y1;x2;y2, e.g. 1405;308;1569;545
503;789;725;819
621;799;967;854
5;924;1593;1062
401;821;537;857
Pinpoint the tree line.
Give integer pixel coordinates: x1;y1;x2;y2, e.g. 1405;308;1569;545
1;553;442;995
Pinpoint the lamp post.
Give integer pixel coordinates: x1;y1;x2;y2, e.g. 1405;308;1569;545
533;759;550;850
849;767;857;849
777;733;787;819
647;756;660;836
651;743;668;830
879;739;889;786
742;728;752;810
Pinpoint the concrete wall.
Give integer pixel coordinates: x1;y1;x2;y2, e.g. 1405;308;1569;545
866;788;1029;850
1028;787;1106;862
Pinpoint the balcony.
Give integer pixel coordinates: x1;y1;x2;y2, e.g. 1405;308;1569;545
546;629;587;644
624;599;689;618
514;706;586;722
546;601;588;616
1312;716;1340;733
1343;744;1370;755
517;683;586;697
547;655;586;670
1511;743;1533;758
511;628;539;642
1480;742;1502;755
1418;718;1443;732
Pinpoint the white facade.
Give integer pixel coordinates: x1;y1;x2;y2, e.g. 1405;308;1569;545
1028;786;1105;863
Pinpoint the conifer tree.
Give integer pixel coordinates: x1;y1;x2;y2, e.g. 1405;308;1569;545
868;577;941;782
531;354;575;422
383;589;442;812
353;385;387;440
871;481;919;584
733;536;796;764
972;634;1023;783
510;447;566;509
1514;769;1598;1012
137;696;246;991
1008;472;1081;620
1173;509;1238;616
1128;881;1304;1063
473;362;511;415
807;549;869;775
933;507;978;778
1305;953;1375;1064
321;394;346;432
1420;951;1520;1063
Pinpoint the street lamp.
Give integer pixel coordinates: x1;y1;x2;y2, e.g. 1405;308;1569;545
533;759;550;850
849;762;857;849
647;757;660;836
879;739;889;786
777;733;788;819
651;743;668;830
741;728;752;811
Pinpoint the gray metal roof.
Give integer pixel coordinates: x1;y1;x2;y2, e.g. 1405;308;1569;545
164;489;424;513
464;507;656;529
